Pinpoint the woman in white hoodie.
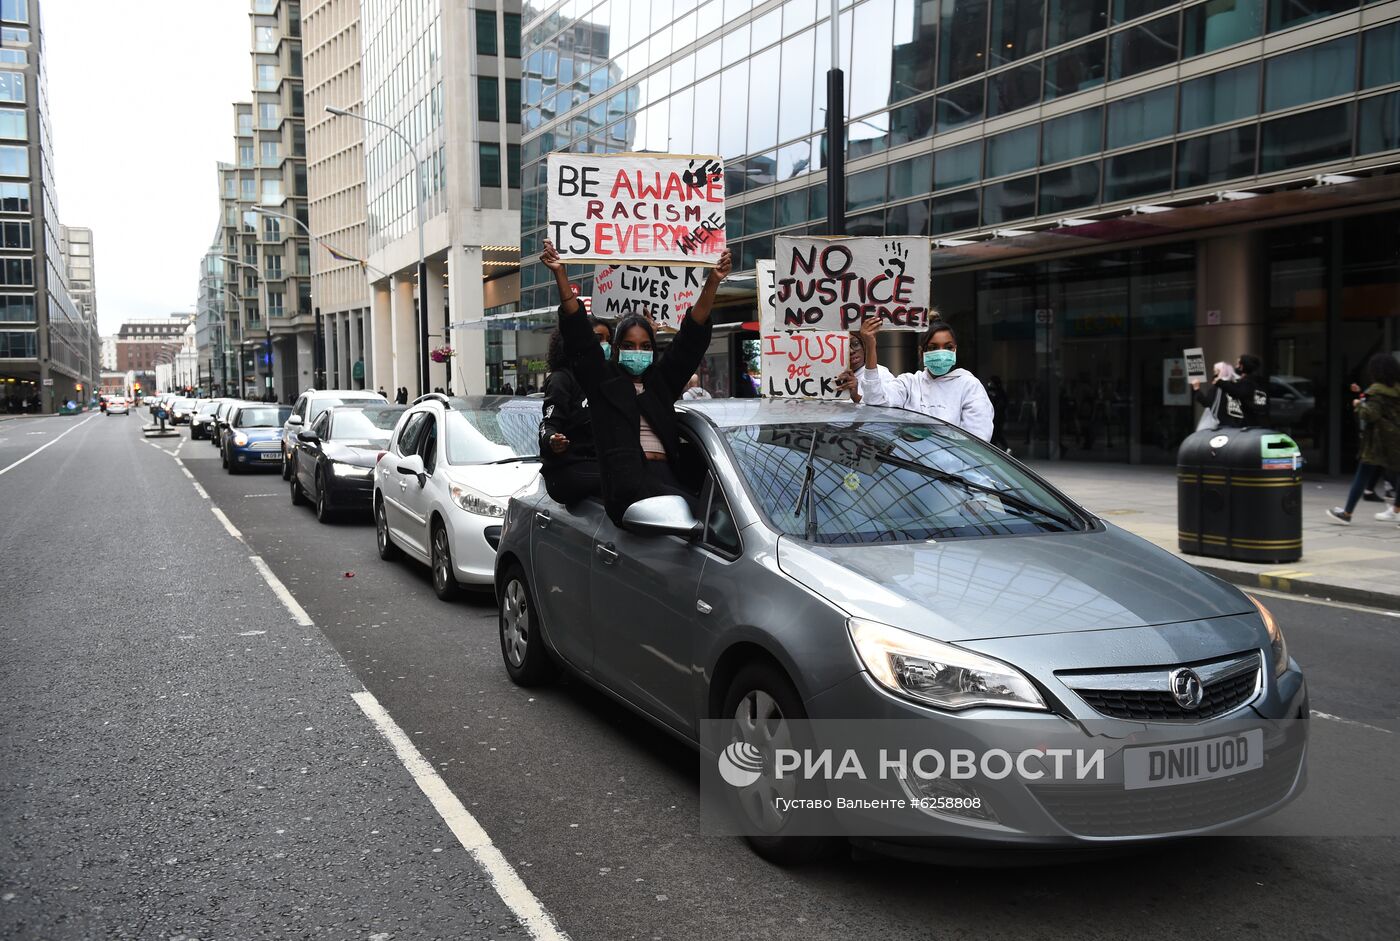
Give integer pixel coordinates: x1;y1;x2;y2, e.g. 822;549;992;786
854;315;994;440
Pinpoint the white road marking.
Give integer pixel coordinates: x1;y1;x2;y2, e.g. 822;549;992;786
0;414;96;478
249;554;314;627
191;480;209;500
1310;711;1393;734
173;439;184;457
210;507;244;543
1246;587;1400;618
352;689;569;941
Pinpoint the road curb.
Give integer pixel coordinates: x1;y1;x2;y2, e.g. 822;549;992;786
1190;562;1400;611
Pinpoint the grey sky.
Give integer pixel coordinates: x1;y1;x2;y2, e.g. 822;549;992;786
44;0;251;334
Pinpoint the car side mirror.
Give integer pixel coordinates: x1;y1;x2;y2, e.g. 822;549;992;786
396;453;427;484
297;430;319;443
621;495;702;540
287;414;304;427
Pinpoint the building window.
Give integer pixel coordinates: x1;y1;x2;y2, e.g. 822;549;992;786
0;293;34;322
267;290;285;317
991;0;1045;66
938;0;989;85
238;112;254;136
0;257;33;285
0;71;23;102
1259;102;1353;172
0;49;22;65
986;124;1039;178
506;78;521;121
257;64;277;90
1179;63;1259;133
1045;38;1106;99
1363;22;1400;90
0;219;28;247
1039;160;1101;214
0;329;36;357
1183;0;1263;58
476;10;497;55
989;61;1042;117
508;143;521;189
1047;0;1109;49
1358;90;1400;155
1042;106;1102;165
0;143;26;176
505;12;521;58
261;140;280;165
240;178;255;200
479;142;502;188
1107;87;1175;150
1109;13;1180;81
0;0;29;23
934;140;983;190
259;103;279;129
261;178;282;204
0;108;24;140
982;175;1037;225
1105;143;1174;201
1264;36;1356;112
1268;0;1356;34
1176;124;1258;187
936;80;984;132
239;144;254;167
846;166;888;212
478;76;499;121
255;26;276;53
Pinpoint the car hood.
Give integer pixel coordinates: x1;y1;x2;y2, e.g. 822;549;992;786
444;460;541;497
325;442;387;467
775;525;1252;642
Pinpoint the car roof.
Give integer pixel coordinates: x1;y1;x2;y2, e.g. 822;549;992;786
676;398;951;430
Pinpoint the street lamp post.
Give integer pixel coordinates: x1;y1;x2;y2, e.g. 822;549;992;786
325;105;429;398
825;0;846;237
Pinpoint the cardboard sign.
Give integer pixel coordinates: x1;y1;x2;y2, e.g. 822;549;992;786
1183;347;1207;384
761;330;848;399
546;152;727;265
594;264;702;329
756;258;778;333
773;236;930;331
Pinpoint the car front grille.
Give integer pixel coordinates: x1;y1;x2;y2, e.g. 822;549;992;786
247;440;280;451
1061;652;1261;723
1029;740;1302;837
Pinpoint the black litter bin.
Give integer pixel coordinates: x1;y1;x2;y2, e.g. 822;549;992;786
1178;428;1302;563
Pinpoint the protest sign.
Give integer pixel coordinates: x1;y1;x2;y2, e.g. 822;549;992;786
546;153;727;265
761;330;848;399
756;258;778;333
773;236;930;331
594;264;703;329
1183;347;1207;384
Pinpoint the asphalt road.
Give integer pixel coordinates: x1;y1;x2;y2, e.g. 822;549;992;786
4;413;1399;940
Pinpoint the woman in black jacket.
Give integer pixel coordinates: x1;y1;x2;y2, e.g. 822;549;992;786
538;317;612;504
540;239;731;525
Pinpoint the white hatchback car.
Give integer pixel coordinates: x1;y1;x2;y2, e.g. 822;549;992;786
374;394;544;599
281;388;388;479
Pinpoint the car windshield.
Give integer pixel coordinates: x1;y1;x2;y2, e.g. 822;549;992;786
174;398;195;409
330;407;402;447
197;402;220;416
723;420;1083;544
235;406;292;428
443;407;540;464
309;395;383;423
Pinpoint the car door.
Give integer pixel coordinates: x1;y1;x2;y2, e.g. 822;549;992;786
530;493;606;674
297;411;330;498
382;411;427;545
395;412;438;558
589;477;721;737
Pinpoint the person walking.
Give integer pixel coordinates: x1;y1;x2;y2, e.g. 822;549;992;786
377;386;387;399
395;387;408;405
1327;353;1400;525
854;315;994;440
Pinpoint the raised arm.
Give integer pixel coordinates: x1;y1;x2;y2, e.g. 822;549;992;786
540;240;582;317
682;250;731;327
656;251;730;399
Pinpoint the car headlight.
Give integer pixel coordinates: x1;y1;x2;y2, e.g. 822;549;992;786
450;483;505;517
331;462;373;477
847;618;1046;711
1248;594;1289;676
233;433;248;446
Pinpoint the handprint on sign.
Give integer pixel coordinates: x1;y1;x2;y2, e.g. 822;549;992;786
878;241;910;278
683;157;724;188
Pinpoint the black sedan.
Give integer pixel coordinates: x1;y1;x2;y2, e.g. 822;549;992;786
289;404;406;522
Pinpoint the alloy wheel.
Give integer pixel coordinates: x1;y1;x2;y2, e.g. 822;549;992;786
731;690;797;834
501;578;528;668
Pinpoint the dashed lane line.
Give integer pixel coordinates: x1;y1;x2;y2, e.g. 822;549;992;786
1310;711;1393;735
0;413;97;478
352;689;571;941
210;507;245;543
248;554;314;627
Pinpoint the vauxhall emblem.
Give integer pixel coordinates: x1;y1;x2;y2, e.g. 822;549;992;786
1169;667;1205;710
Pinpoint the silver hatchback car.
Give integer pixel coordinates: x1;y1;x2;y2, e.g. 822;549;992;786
494;400;1307;863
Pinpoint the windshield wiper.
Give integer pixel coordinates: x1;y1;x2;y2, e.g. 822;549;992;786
881;453;1080;532
792;428;821;541
480;455;542;465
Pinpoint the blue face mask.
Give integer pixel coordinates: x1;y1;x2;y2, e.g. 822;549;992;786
618;349;653;376
599;341;611;360
924;349;956;376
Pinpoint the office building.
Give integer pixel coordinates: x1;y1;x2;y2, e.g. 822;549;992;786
195;229;233;394
321;0;522;397
520;0;1400;471
0;0;95;412
115;314;194;394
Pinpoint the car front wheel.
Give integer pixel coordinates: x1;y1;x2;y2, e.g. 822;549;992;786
281;448;293;480
375;497;401;561
290;470;306;506
720;663;843;866
498;564;555;686
314;472;334;524
431;522;461;601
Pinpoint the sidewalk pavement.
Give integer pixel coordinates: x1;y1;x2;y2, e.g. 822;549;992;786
1032;461;1399;611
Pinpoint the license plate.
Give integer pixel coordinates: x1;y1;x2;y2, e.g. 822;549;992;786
1123;728;1263;790
259;452;281;461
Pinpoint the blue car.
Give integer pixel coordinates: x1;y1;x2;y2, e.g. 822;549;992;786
223;404;294;474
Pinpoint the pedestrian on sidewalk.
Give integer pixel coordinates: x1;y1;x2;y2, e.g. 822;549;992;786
1191;361;1238;430
1326;352;1400;526
853;315;994;440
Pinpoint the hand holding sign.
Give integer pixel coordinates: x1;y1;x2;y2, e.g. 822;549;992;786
540;240;565;273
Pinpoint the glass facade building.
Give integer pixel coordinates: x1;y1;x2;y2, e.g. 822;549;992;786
521;0;1400;469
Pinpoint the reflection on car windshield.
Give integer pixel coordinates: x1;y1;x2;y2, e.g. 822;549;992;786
724;421;1081;544
331;407;401;445
236;407;292;428
444;406;540;464
310;396;381;422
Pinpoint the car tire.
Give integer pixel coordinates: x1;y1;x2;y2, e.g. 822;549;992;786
290;471;306;506
314;473;334;524
498;563;555;686
281;450;293;481
375;497;401;561
430;521;462;601
228;454;241;475
720;663;844;866
220;447;228;469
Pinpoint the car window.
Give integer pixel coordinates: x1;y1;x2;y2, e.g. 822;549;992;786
418;415;438;474
442;409;536;464
295;395;308;419
723;420;1082;544
328;408;400;446
396;412;428;456
311;411;331;437
235;406;293;428
703;477;742;556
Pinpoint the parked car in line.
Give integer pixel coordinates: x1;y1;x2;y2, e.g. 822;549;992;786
375;394;543;599
222;404;294;474
1267;374;1317;427
210;399;244;449
104;396;129;416
190;399;228;440
169;397;197;424
290;404;407;522
281;388;389;480
492;399;1307;864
